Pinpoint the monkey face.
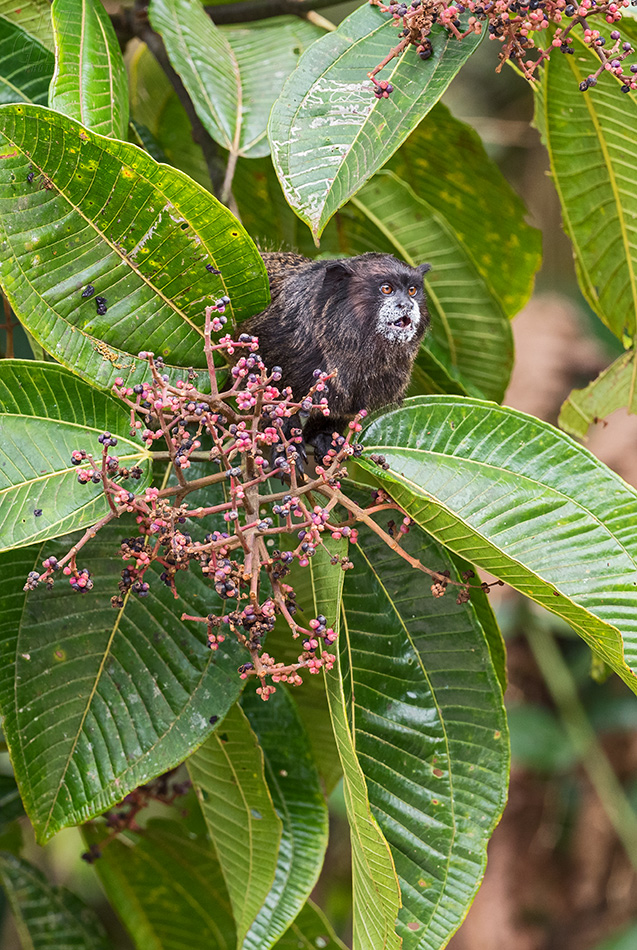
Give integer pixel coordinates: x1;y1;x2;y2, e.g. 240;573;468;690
374;269;430;344
320;253;431;348
376;281;423;343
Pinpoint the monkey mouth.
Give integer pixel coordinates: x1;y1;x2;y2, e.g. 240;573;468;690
393;315;412;328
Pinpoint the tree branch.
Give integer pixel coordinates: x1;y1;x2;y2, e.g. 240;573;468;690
133;6;226;196
203;0;339;24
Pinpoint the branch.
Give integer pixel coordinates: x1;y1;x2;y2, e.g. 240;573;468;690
134;10;226;196
203;0;338;24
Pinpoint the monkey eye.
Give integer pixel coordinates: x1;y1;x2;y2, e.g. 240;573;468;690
408;286;418;296
380;283;393;295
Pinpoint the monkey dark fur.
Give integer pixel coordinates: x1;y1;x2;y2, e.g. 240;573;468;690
243;251;431;462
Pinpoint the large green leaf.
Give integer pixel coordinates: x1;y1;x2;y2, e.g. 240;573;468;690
240;687;329;950
85;811;237;950
344;516;508;948
148;0;240;156
0;360;151;551
310;543;402;950
0;104;269;390
50;0;129;139
559;349;637;439
150;0;324;164
0;0;53;51
187;703;283;947
357;396;637;694
268;3;482;239
220;18;325;159
0;522;246;842
0;17;53;105
0;851;109;949
536;20;637;342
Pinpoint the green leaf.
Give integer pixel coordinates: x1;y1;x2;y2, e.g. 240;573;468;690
357;396;637;695
85;811;237;950
0;103;269;390
0;851;109;949
343;515;509;948
187;703;283;947
127;41;212;189
451;552;507;692
86;808;343;950
310;543;401;950
220;18;325;160
558;348;637;439
0;0;53;52
149;0;324;164
0;520;247;842
50;0;129;139
240;687;329;950
0;17;54;105
148;0;240;156
273;900;348;950
0;361;151;551
536;21;637;342
268;4;482;239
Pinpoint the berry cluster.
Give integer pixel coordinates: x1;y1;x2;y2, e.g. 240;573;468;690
25;297;486;701
368;0;637;93
82;768;191;863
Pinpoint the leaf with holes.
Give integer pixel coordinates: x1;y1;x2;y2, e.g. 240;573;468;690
0;104;268;390
268;3;482;239
0;516;247;842
0;361;151;551
535;20;637;342
357;396;637;695
49;0;129;138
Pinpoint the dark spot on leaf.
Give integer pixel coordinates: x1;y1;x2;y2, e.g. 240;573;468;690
209;715;218;725
33;508;42;517
219;732;228;743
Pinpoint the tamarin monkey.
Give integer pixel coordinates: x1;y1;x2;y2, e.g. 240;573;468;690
242;251;432;466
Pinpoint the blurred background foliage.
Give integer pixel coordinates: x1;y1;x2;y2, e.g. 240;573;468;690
2;0;637;947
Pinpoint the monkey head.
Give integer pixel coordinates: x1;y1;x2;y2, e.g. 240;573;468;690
320;253;431;348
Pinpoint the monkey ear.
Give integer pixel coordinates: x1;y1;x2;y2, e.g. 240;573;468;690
322;259;353;289
417;262;432;277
